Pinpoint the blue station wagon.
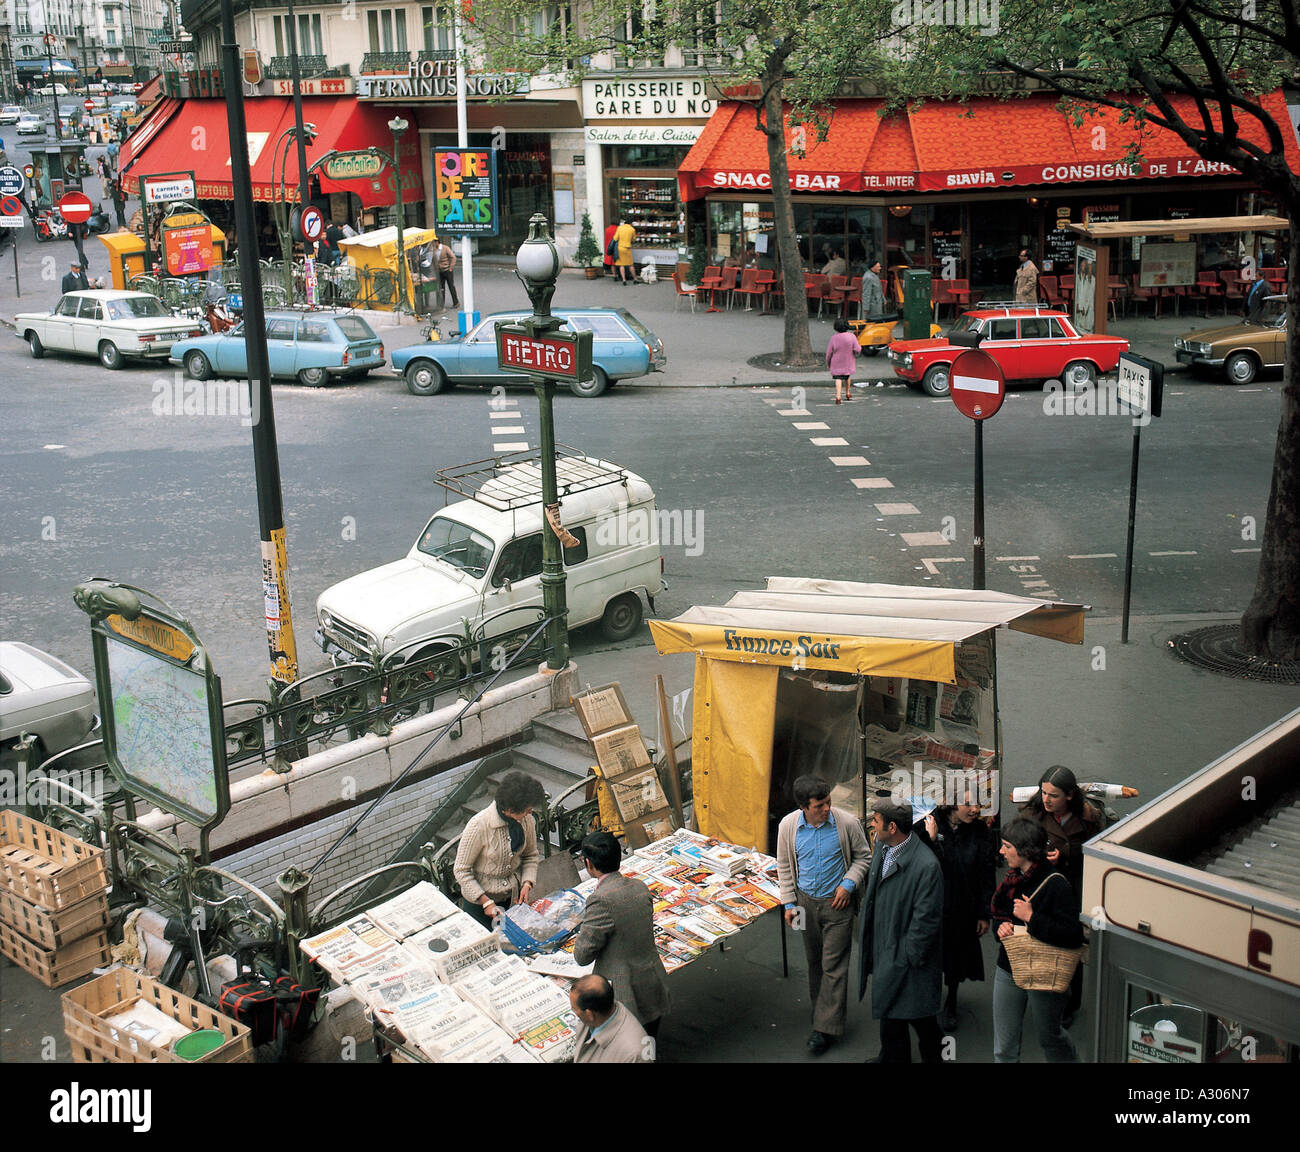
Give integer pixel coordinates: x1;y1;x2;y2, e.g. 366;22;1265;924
390;308;667;398
170;311;385;386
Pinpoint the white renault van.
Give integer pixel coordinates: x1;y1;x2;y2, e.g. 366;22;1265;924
314;452;665;665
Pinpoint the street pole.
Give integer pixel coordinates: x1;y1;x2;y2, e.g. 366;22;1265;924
220;0;300;688
515;215;569;671
283;0;311;209
453;7;473;333
45;34;62;141
389;116;408;312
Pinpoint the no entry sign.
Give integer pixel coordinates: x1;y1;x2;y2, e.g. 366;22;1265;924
56;191;94;225
949;348;1006;421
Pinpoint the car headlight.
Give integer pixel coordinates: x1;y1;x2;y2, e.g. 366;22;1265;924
319;610;333;629
903;354;913;369
1195;342;1212;355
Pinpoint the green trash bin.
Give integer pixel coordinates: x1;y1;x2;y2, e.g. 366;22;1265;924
902;269;933;341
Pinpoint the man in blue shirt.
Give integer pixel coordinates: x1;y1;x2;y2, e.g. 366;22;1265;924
776;775;872;1054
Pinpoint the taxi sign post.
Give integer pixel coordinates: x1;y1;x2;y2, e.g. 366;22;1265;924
1116;352;1165;644
949;347;1006;590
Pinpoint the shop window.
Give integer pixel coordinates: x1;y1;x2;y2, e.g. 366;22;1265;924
1126;983;1293;1064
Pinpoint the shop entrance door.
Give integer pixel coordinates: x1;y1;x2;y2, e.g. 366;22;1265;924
968;203;1027;298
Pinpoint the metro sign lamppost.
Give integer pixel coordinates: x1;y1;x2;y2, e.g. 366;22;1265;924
498;214;592;671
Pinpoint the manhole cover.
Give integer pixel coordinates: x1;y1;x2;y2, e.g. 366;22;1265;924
747;353;824;373
1168;625;1300;685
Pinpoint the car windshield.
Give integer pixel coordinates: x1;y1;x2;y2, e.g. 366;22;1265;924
335;316;376;341
106;297;170;320
949;315;985;337
1259;298;1287;327
416;515;494;578
565;314;631;339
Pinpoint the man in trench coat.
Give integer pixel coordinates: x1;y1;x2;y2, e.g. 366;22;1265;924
858;799;945;1063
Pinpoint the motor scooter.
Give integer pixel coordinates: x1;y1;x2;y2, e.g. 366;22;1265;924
33;208;68;242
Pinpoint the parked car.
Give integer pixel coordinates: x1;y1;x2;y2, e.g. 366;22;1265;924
390;307;667;398
1173;294;1287;384
16;113;45;136
0;105;23;125
315;453;664;663
0;642;97;763
171;311;385;386
888;304;1131;396
16;290;206;369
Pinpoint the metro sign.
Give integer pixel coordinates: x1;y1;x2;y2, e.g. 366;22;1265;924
495;322;592;383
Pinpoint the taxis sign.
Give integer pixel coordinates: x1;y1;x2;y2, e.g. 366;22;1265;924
495;322;592;383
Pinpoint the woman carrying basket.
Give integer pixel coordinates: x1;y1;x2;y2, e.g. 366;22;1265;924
989;819;1083;1062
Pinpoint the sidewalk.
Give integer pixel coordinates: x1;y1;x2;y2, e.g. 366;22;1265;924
0;152;1214;390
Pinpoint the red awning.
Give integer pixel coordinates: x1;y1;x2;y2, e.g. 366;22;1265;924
119;97;183;180
680;92;1300;198
120;97;424;206
678;101;887;200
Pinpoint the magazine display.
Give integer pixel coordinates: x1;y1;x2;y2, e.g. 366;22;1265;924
365;881;459;940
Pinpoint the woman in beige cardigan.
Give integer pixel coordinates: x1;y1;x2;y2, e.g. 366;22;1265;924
454;771;547;925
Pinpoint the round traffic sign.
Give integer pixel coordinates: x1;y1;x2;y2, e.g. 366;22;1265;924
56;191;94;224
0;196;23;217
299;204;324;242
949;348;1006;421
83;99;95;111
0;166;25;197
23;164;34;180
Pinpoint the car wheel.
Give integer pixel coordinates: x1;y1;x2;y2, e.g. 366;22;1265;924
298;366;329;387
1223;351;1258;385
27;331;44;359
1062;360;1097;388
405;359;447;396
921;363;950;397
98;341;123;370
184;350;212;380
860;345;881;357
570;365;610;398
600;592;643;641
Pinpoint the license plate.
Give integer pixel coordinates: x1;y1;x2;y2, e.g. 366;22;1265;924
227;292;242;309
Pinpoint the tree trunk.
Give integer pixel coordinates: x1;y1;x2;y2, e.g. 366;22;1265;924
760;61;816;366
1240;212;1300;659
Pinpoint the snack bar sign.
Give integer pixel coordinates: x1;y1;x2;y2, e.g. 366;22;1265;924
433;147;498;236
495;323;592;383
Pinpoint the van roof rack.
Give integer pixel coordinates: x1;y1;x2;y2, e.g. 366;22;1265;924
435;446;630;511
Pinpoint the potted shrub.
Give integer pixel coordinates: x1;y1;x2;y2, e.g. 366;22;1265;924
689;235;708;286
575;212;603;279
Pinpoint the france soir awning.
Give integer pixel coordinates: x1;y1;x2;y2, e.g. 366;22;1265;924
119;97;423;205
679;91;1300;199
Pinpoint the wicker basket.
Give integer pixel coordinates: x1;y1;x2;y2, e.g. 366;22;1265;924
1002;928;1086;994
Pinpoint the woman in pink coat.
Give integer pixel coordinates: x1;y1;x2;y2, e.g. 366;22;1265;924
826;318;860;404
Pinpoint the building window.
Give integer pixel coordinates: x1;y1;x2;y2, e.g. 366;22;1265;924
274;13;324;57
106;30;117;45
681;0;729;66
367;8;408;53
421;5;453;53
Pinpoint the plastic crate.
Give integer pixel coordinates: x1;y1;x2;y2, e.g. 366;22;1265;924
0;920;111;988
62;967;253;1063
0;888;110;951
0;811;107;911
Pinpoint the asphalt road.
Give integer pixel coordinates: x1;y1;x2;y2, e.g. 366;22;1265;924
0;331;1279;700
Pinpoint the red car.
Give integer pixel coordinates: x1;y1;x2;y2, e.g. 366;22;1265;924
888;305;1130;396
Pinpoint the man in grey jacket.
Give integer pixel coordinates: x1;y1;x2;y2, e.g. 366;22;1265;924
857;799;944;1063
776;775;871;1055
573;831;669;1040
570;975;653;1063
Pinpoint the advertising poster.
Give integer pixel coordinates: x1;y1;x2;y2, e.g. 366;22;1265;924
432;147;499;237
164;223;214;275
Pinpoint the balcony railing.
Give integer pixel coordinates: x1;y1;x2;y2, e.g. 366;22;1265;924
266;54;327;79
360;50;411;74
418;48;456;63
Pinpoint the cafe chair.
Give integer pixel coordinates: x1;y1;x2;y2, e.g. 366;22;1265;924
672;270;698;312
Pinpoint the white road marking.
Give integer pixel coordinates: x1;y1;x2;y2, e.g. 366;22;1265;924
995;555;1040;562
1232;547;1262;553
491;426;526;434
44;444;65;450
921;557;966;575
851;478;894;489
488;410;519;418
494;441;530;451
903;532;950;546
829;456;870;466
811;437;850;446
1067;553;1118;559
794;422;829;429
777;408;812;416
1149;550;1197;556
875;503;920;516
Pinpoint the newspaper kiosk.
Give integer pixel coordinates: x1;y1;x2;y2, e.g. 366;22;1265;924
1083;706;1300;1063
648;578;1086;852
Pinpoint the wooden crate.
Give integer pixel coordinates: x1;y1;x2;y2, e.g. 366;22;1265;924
0;888;109;951
0;920;111;988
0;811;107;911
62;967;253;1063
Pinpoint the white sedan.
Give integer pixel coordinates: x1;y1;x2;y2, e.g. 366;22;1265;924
16;114;44;135
16;290;206;369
